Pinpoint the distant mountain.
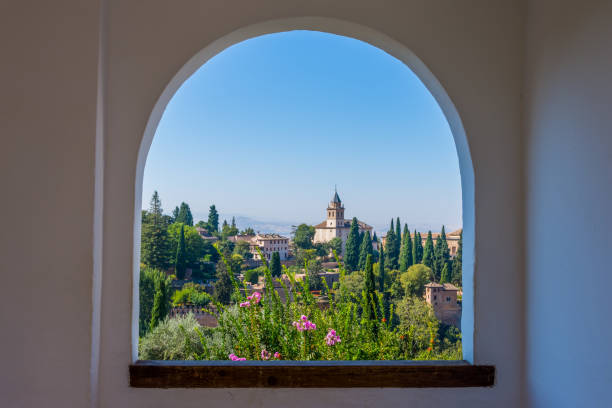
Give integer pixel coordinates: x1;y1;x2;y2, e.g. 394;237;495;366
192;212;297;236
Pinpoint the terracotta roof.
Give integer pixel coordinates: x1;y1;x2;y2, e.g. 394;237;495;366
256;233;289;240
425;282;459;291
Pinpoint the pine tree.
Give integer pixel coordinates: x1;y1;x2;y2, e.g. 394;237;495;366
452;231;463;285
141;191;171;269
399;224;413;272
422;231;435;270
270;251;282;277
175;202;193;226
150;277;169;329
150;191;163;219
344;217;361;271
207;204;219;233
440;262;451;284
358;231;373;271
174;224;187;279
213;260;233;305
378;244;385;292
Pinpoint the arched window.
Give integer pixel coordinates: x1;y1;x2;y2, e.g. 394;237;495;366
130;18;479;388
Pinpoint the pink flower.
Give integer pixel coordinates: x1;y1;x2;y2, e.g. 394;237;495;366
261;349;271;360
229;353;246;361
239;301;251;308
273;352;281;359
325;329;341;346
247;292;262;304
292;315;316;331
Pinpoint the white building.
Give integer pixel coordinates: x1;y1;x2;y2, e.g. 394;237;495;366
230;233;290;261
313;190;372;252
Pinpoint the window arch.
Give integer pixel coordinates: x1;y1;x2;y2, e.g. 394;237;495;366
133;17;475;364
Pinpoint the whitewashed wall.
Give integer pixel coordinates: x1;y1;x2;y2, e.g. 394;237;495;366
525;1;612;407
0;0;537;407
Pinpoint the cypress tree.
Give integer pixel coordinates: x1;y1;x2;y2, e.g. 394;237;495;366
378;243;385;292
344;217;360;271
150;277;169;329
207;204;219;233
172;206;180;222
364;254;378;330
395;217;401;259
270;251;282;277
422;231;435;270
174;224;187;279
213;260;233;305
440;262;451;284
452;231;463;285
434;226;450;282
399;224;413;272
413;230;424;264
384;219;399;270
372;231;378;243
358;231;373;271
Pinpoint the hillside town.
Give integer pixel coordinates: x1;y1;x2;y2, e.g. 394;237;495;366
139;189;463;361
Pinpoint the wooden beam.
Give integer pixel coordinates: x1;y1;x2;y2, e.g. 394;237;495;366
130;360;495;388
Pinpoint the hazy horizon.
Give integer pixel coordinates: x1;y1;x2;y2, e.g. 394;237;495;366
143;31;462;236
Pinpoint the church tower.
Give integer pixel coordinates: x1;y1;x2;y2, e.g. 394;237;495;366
326;188;345;227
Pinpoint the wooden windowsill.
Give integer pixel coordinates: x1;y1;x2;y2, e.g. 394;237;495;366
130;360;495;388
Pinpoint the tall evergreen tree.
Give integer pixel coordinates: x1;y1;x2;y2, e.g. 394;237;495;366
149;191;163;219
433;226;450;281
344;217;361;271
440;263;452;284
413;230;424;264
364;254;378;338
399;224;413;272
213;260;233;305
270;251;282;277
358;231;373;271
172;206;180;222
395;217;401;259
174;224;187;279
150;277;169;329
422;231;435;270
175;202;193;226
452;231;463;285
207;204;219;233
384;219;399;270
372;231;378;243
378;244;385;292
231;216;236;229
141;191;171;270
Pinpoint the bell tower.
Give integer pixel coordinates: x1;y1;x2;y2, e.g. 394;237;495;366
326;187;345;227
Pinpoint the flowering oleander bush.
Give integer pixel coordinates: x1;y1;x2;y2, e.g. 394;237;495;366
140;250;461;361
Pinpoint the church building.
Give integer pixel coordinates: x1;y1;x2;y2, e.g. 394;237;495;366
313;190;373;252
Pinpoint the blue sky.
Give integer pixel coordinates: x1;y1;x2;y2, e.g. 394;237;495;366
143;31;461;235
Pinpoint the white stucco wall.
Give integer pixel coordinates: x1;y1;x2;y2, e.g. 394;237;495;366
0;1;531;407
525;1;612;407
102;1;524;406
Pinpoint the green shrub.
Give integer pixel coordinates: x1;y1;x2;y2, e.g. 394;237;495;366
139;314;205;360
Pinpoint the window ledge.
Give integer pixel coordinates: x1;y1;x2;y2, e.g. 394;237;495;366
130;360;494;388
